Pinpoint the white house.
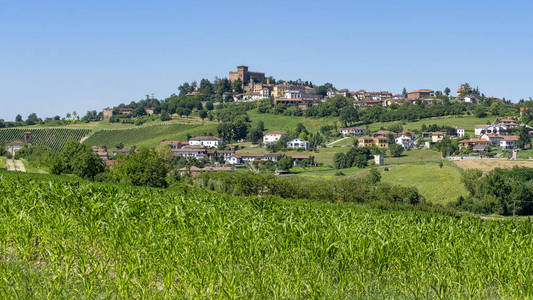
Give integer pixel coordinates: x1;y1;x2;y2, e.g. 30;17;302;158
500;136;519;149
475;124;507;137
188;136;223;148
461;95;479;104
286;138;310;150
481;134;504;145
263;131;287;144
395;134;415;149
451;126;465;137
340;127;365;136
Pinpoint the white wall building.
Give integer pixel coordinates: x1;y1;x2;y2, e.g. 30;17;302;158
189;136;223;148
395;134;415;149
263;131;287;144
286;138;310;150
340;127;366;136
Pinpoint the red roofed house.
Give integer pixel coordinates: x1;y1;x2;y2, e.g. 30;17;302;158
500;136;519;149
407;89;434;100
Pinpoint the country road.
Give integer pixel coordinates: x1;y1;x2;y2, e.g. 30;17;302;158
6;159;26;172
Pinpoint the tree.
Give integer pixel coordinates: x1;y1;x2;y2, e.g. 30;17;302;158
277;156;294;171
339;106;359;126
199;78;214;95
517;126;530;149
389;143;404;157
59;141;104;180
444;87;451;96
474;106;487;118
112;149;169;188
231;79;243;93
333;153;348;169
402;88;408;98
15;114;23;122
199;110;208;120
25;113;40;125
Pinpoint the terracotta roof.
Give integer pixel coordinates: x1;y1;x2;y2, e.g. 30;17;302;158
291;155;312;159
475;125;489;128
190;136;222;141
502;136;519;141
409;89;434;93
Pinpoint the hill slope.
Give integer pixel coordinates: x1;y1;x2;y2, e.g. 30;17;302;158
1;171;532;298
0;128;91;151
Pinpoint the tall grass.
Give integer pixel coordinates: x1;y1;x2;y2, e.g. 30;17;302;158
1;171;533;298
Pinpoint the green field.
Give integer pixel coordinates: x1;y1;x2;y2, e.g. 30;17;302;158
0;157;5;169
83;123;218;149
366;115;495;134
248;110;337;134
1;171;533;298
293;150;463;204
381;161;466;205
0;128;92;151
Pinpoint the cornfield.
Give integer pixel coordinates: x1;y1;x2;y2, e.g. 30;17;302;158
0;128;91;151
1;171;532;298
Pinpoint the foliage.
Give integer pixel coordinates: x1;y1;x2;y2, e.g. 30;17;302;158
389;143;404;157
455;167;533;215
110;149;169;188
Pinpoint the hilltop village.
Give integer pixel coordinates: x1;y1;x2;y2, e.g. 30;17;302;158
82;65;531;172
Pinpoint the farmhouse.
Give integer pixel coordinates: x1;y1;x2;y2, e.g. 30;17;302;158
449;126;465;137
339;127;365;136
118;107;133;115
395;133;415;149
263;131;287;144
171;145;207;159
497;118;519;128
189;136;223;148
358;136;389;148
481;133;504;145
431;132;446;143
91;146;109;161
286;138;310;150
500;136;519;149
475;124;507;137
459;138;490;150
407;89;434;100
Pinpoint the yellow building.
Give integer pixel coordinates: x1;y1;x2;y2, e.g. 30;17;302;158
358;136;389;148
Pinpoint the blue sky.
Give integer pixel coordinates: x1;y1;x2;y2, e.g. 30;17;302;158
1;0;532;121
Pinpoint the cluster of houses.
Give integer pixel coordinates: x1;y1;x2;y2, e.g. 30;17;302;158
226;66;496;110
340;118;523;152
159;134;314;166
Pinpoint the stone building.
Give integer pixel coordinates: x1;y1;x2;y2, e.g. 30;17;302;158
229;65;265;87
103;108;114;121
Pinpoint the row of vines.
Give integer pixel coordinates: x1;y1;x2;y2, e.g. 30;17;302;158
0;128;92;151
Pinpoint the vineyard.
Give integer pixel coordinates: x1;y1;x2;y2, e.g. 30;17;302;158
83;123;217;149
0;128;91;151
1;171;533;298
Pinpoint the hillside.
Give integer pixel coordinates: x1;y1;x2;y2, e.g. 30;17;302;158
1;171;533;298
83;122;217;149
0;128;91;151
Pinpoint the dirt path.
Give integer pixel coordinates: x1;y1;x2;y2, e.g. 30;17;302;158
6;159;26;172
327;136;351;147
6;159;15;171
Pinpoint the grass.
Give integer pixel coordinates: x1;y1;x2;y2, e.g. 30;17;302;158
381;161;467;205
247;109;337;134
453;159;533;172
293;150;463;204
0;157;5;169
366;115;495;134
2;171;533;298
84;123;218;150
